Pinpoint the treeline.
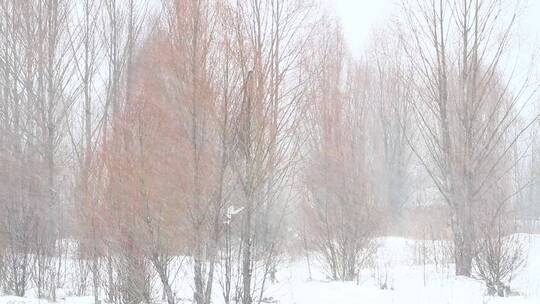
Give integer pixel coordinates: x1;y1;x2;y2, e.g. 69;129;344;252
0;0;538;303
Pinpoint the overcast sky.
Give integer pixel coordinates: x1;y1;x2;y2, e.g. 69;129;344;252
331;0;540;57
328;0;540;117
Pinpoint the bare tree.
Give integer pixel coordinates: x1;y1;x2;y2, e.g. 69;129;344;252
0;0;75;300
399;0;537;277
0;1;36;296
223;1;319;302
66;1;105;302
474;208;525;296
302;21;378;281
365;28;416;225
98;1;149;303
160;1;222;303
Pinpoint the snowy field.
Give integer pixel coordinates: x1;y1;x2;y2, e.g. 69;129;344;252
1;235;539;304
265;235;540;304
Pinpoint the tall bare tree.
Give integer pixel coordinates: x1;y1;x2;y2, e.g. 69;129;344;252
302;21;378;281
365;28;416;225
227;1;317;302
399;0;537;276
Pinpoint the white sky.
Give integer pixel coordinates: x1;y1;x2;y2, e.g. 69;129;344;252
332;0;395;53
331;0;540;57
329;0;540;119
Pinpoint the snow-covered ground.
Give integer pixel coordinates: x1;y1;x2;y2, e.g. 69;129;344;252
2;235;540;304
267;235;540;304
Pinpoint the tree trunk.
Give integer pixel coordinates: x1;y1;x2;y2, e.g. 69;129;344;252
153;257;174;304
242;204;253;304
453;215;474;277
193;254;204;304
92;255;100;304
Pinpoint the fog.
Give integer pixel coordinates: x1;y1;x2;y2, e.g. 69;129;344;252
1;1;540;303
